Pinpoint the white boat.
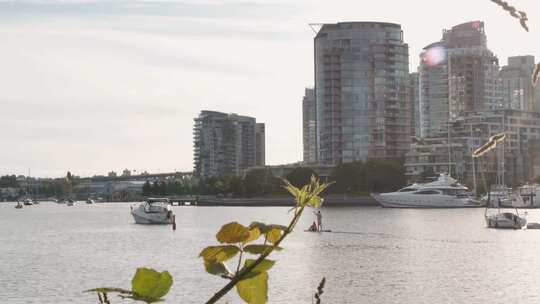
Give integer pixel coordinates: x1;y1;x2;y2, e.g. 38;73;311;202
86;199;95;204
131;198;174;225
371;174;484;208
482;186;525;208
485;210;526;229
66;199;75;206
22;198;33;206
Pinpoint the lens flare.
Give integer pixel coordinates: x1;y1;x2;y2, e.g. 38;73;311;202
422;45;447;67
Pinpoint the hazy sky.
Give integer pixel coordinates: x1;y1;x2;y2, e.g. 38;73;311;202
1;0;539;177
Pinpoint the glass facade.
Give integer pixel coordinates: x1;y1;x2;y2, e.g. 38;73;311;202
314;22;410;165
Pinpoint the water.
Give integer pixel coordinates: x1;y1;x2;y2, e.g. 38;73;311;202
2;202;540;303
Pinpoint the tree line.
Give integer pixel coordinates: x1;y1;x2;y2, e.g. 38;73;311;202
142;159;407;197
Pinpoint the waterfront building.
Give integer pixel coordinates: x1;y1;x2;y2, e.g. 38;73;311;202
193;110;265;178
500;55;540;112
314;22;410;164
122;169;131;177
405;109;540;185
418;21;502;137
302;88;317;164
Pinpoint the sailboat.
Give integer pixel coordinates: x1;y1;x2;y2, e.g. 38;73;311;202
474;133;527;229
484;185;527;229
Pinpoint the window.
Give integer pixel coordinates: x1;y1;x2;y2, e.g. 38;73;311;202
414;190;440;195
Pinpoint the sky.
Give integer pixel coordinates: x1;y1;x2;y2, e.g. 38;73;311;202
1;0;539;177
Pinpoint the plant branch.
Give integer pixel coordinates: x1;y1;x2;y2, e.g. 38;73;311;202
204;205;306;304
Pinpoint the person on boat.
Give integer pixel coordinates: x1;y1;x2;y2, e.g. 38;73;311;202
315;210;322;231
308;221;317;232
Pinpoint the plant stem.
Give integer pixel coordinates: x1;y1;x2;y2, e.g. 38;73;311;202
204;205;306;304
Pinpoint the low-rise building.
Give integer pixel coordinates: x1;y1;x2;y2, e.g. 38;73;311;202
405;109;540;186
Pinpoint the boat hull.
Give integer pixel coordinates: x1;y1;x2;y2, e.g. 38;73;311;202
372;193;485;208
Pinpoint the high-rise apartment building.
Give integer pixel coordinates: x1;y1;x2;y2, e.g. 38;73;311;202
302;88;317;164
407;72;420;137
314;22;410;164
193;111;265;178
419;21;502;137
255;123;265;166
500;55;540;112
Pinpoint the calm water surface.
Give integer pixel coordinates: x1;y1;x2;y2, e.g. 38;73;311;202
2;202;540;303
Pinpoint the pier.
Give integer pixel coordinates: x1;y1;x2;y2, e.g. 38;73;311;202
166;196;378;207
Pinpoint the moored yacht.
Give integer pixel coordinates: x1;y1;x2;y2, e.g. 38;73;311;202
130;198;174;224
371;174;484;208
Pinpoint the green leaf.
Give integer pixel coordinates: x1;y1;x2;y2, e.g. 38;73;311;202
199;245;240;263
243;226;262;244
216;222;250;244
84;287;132;294
265;228;282;244
244;245;282;255
204;260;230;276
244;259;275;274
131;268;173;303
236;272;268;304
308;196;323;208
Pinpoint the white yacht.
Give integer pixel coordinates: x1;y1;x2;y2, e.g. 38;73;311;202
371;174;484;208
131;198;174;225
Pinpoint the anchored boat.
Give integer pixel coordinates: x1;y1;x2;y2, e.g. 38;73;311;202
130;198;174;225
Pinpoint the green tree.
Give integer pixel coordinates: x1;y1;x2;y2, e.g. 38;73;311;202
329;161;365;193
365;159;406;193
243;169;279;197
284;167;318;188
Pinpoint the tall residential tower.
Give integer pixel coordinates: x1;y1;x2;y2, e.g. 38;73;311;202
314;22;410;164
193;111;265;178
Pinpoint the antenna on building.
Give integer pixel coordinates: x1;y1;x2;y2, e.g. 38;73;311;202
309;23;324;34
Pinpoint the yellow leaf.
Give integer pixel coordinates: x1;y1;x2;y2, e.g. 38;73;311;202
243;227;261;244
265;228;282;244
216;222;250;244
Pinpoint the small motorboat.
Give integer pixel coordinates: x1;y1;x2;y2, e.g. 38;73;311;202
86;199;95;204
22;198;33;206
131;198;174;225
66;199;75;206
15;201;23;209
485;211;526;229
